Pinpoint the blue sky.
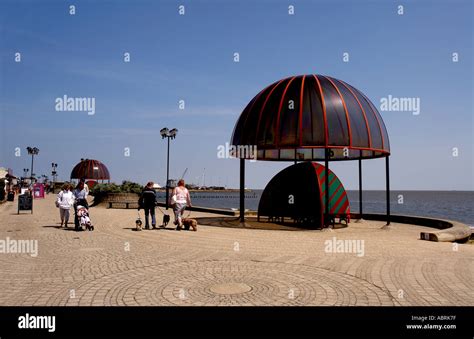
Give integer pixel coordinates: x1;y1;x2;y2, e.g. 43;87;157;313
0;0;472;190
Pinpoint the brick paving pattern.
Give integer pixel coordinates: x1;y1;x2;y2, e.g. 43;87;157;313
0;195;472;306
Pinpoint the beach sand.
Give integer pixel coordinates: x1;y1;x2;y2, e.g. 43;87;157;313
0;194;472;306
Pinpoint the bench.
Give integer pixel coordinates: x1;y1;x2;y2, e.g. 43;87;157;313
108;201;139;209
260;214;350;229
327;214;350;227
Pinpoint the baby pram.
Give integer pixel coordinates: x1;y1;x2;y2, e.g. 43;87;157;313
76;205;94;231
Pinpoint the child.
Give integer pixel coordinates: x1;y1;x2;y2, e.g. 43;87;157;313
57;184;75;227
76;205;92;228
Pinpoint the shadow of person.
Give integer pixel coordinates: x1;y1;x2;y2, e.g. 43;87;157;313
42;225;77;231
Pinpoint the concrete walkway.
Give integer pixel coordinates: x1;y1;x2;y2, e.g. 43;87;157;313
0;195;472;306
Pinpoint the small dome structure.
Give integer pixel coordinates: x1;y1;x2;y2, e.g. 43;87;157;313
70;159;110;181
231;74;389;160
258;162;350;228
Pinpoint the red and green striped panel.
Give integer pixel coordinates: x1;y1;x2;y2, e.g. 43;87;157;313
312;163;350;216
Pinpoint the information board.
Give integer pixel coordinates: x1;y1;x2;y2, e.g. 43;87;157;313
18;194;33;214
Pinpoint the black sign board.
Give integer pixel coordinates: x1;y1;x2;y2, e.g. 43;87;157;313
7;191;15;202
18;194;33;214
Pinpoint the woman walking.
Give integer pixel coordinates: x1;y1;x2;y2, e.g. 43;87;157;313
73;180;89;231
57;184;74;227
170;179;192;231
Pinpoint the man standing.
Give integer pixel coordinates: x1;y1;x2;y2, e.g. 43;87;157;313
138;182;157;230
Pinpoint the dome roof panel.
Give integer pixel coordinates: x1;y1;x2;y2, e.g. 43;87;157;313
231;74;390;161
70;159;110;180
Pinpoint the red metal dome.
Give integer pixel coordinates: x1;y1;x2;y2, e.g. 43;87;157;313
70;159;110;180
231;74;390;161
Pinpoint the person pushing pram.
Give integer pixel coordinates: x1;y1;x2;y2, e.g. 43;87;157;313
73;179;92;231
76;205;94;231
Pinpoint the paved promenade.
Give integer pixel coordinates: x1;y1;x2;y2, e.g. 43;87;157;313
0;195;472;306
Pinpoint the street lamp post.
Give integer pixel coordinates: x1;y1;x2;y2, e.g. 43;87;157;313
23;168;29;186
160;127;178;210
51;163;58;193
26;147;39;183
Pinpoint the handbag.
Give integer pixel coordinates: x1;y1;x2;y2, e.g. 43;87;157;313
171;194;177;205
55;191;61;208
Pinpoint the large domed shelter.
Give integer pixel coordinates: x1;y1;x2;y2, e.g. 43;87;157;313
231;74;391;227
70;159;110;183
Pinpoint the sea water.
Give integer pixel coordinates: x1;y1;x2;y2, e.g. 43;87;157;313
156;190;474;227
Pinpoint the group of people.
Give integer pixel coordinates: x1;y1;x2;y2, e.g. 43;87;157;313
138;179;192;230
55;178;192;232
56;178;89;230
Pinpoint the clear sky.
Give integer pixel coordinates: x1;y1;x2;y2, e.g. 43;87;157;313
0;0;472;190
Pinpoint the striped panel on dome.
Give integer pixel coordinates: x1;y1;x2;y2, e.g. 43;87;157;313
313;162;350;216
